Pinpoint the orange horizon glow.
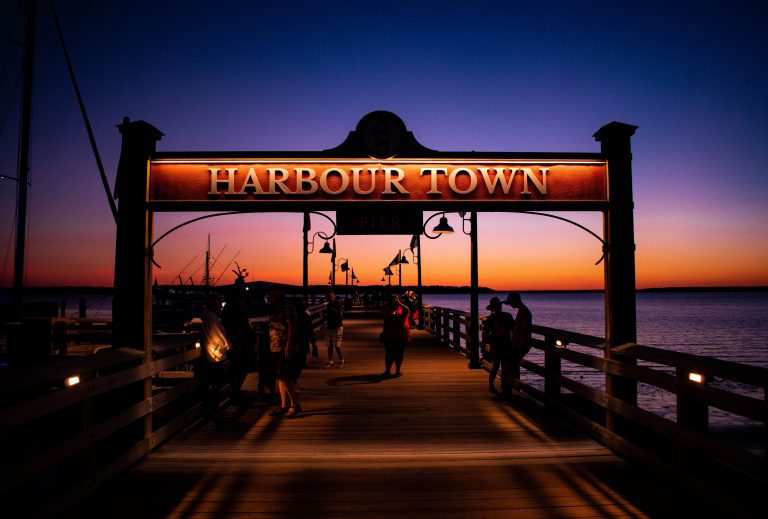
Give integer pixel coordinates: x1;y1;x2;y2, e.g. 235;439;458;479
12;211;768;290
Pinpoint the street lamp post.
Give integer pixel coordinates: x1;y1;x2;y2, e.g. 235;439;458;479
469;211;479;368
302;213;310;301
303;212;336;302
423;211;481;369
332;253;349;291
383;266;393;286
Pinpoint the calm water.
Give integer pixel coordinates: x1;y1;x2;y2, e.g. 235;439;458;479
10;290;768;426
424;292;768;367
424;291;768;428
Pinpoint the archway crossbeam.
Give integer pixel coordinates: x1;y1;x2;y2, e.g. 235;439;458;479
421;210;605;265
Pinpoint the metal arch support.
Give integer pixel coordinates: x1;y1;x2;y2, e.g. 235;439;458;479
307;210;338;238
515;211;606;265
422;210;605;263
150;210;338;268
151;211;241;252
305;211;338;253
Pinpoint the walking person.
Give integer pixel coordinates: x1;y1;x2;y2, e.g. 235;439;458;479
503;292;533;397
483;296;515;397
380;295;410;377
200;294;231;418
267;285;303;418
324;292;345;368
221;284;256;406
294;298;318;366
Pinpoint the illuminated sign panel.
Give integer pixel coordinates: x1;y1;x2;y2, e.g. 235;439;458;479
149;159;606;204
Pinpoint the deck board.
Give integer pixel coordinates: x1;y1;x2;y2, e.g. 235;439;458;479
71;319;707;518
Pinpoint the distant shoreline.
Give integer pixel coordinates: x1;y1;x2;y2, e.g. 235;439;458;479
2;285;767;295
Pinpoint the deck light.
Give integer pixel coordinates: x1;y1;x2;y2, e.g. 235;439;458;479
65;375;80;387
555;340;565;348
688;372;704;383
432;216;454;234
195;341;201;349
381;277;386;281
319;241;334;254
399;255;409;264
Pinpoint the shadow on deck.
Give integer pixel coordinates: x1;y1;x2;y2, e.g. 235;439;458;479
70;320;712;518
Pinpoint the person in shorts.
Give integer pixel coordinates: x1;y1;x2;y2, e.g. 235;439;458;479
324;292;345;368
267;285;302;418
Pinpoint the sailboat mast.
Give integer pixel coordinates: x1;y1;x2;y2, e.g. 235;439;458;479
204;234;210;286
12;0;36;318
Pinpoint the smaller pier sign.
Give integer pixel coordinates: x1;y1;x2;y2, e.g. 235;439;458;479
336;208;423;235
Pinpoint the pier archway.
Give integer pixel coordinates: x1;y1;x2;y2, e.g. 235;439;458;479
113;111;638;414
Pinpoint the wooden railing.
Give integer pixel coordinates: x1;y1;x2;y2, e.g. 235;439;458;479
422;305;767;496
0;303;328;518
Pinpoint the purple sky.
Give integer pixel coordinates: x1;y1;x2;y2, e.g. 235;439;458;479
0;0;766;288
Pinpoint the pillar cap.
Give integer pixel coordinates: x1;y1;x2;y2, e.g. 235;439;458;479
593;121;638;142
117;117;164;140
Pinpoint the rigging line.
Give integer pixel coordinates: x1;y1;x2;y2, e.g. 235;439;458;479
48;0;118;222
208;244;227;275
173;252;200;282
85;294;106;309
187;260;205;281
23;170;30;285
1;205;17;285
214;250;241;285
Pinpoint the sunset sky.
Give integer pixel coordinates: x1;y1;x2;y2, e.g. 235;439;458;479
0;1;766;290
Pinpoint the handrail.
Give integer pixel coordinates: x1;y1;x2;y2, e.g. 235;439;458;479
421;304;767;487
614;343;768;387
0;302;329;517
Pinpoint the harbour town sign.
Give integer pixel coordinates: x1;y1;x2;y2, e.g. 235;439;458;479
150;160;606;202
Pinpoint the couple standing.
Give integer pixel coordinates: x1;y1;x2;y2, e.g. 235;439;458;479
483;292;532;399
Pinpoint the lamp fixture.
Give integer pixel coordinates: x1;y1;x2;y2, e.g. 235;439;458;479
432;216;454;234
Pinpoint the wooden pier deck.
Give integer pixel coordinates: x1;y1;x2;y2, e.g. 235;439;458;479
71;319;709;518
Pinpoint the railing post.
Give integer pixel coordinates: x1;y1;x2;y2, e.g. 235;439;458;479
453;313;461;352
675;367;708;433
442;311;450;347
434;308;442;341
544;336;561;401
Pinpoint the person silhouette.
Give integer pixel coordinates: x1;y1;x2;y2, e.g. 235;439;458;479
503;292;533;398
381;295;410;377
324;292;345;368
483;296;514;396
